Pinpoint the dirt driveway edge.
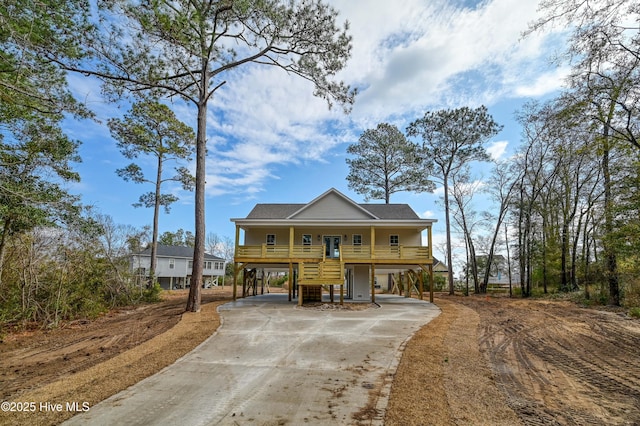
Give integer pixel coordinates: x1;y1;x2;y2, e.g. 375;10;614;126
0;300;224;426
384;297;521;425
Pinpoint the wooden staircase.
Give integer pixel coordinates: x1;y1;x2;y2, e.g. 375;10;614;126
298;259;344;285
297;259;344;303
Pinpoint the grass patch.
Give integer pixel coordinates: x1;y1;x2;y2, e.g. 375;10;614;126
628;307;640;318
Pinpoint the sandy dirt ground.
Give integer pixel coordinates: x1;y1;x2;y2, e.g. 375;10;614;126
386;294;640;426
1;288;639;425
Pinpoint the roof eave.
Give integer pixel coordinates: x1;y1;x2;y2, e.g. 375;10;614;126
230;218;437;229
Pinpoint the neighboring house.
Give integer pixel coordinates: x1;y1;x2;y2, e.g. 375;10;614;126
432;257;449;279
131;244;226;290
231;188;437;304
476;254;520;286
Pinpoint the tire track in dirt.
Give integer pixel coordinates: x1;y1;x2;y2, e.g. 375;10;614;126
479;316;560;425
467;298;640;426
521;309;640;425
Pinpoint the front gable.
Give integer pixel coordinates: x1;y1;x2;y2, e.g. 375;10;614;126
288;188;377;220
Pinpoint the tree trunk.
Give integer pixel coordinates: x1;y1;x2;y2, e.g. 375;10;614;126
524;213;532;297
504;223;513;297
150;154;163;287
582;212;595;300
0;219;10;288
602;114;620;305
571;208;587;292
186;95;208;312
443;178;455;295
518;190;527;297
482;210;506;294
542;212;548;294
463;235;470;296
560;220;570;292
469;239;479;293
385;176;390;204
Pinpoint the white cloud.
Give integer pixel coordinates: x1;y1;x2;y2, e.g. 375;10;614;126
514;66;571;97
326;0;561;120
184;0;566;197
198;63;362;196
486;141;509;160
421;210;436;219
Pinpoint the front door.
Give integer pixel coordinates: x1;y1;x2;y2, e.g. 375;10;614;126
324;236;341;258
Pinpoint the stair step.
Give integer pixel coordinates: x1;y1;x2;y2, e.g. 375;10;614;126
299;260;344;285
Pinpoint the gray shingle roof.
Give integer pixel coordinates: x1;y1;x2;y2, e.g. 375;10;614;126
360;204;420;219
246;203;420;220
136;244;223;260
246;204;304;219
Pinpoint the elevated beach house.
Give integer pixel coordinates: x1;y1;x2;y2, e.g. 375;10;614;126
231;188;436;305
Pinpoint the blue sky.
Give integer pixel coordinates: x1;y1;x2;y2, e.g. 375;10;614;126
64;0;567;268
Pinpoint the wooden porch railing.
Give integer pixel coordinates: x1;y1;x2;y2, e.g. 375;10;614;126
235;244;323;259
367;245;431;260
235;244;431;262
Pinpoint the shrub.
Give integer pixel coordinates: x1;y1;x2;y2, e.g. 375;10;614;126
271;275;288;287
142;282;163;302
433;275;447;291
628;307;640;318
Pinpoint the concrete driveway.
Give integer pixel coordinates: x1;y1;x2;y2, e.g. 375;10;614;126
64;294;440;425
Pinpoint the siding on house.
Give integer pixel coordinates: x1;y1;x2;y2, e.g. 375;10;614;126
131;244;226;289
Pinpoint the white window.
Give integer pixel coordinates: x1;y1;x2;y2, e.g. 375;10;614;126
352;234;362;245
302;234;312;245
169;259;175;269
266;234;276;245
188;260;193;269
390;235;399;246
204;261;212;270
